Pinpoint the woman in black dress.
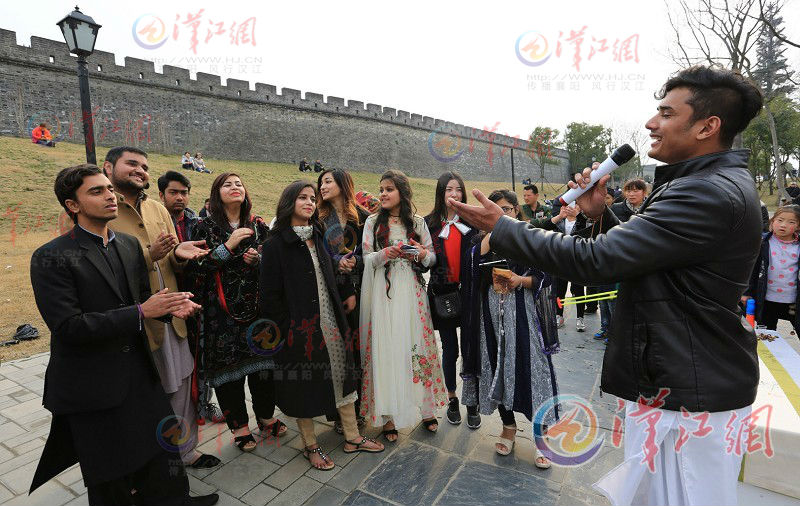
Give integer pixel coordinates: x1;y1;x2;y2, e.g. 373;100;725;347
260;181;383;471
188;172;287;452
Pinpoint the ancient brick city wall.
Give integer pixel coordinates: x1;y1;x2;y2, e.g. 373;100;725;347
0;28;570;183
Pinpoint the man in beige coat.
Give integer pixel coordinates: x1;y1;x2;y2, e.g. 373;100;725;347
104;146;220;469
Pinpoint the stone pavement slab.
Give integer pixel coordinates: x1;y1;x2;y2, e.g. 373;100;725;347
3;316;800;506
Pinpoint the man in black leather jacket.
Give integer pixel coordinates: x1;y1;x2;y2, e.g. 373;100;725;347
452;66;763;506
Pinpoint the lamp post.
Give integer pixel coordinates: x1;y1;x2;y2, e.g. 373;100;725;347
57;6;101;165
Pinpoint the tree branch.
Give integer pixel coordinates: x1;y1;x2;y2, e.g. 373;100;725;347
758;0;800;48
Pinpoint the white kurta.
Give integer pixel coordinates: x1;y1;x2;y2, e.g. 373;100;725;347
594;400;752;506
359;214;448;429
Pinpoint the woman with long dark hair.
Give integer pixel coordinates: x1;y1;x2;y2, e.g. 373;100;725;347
461;189;559;467
317;169;371;433
188;173;287;452
423;172;481;428
360;170;447;441
260;180;384;470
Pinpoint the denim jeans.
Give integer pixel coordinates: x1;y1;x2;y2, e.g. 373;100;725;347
597;283;617;332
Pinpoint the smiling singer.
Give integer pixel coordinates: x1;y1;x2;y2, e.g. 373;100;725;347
451;66;764;506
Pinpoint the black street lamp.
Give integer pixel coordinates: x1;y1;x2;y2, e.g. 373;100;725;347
57;6;101;165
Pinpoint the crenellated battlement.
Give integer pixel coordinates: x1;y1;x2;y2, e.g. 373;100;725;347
0;27;572;157
0;27;569;183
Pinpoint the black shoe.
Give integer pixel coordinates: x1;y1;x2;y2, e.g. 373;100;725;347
184;493;219;506
189;453;221;469
466;406;482;429
446;397;462;425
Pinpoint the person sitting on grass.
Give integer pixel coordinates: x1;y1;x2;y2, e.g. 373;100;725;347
192;153;211;174
181;151;194;170
31;123;56;147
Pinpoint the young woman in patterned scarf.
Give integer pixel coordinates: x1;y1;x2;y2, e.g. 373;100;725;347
317;169;371;433
260;180;383;471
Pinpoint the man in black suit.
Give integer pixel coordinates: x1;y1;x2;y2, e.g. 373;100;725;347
29;164;218;506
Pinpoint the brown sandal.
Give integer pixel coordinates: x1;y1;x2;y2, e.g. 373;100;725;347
303;445;334;470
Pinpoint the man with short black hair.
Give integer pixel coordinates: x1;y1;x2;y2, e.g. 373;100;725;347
29;164;217;506
520;184;552;227
104;147;219;470
157;171;225;424
452;65;764;505
158;171;197;242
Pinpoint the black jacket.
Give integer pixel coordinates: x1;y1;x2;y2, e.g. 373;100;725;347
490;150;761;412
610;201;636;223
31;227;158;414
424;214;478;330
29;226;173;491
745;232;800;331
759;202;769;233
259;225;357;418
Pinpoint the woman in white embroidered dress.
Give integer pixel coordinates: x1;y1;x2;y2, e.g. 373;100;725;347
359;170;448;441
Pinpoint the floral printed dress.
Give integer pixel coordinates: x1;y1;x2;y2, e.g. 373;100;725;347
359;214;448;428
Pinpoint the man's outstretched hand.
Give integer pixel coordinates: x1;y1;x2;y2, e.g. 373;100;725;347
448;190;504;232
175;240;211;261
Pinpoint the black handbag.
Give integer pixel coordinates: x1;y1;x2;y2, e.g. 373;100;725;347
432;283;461;320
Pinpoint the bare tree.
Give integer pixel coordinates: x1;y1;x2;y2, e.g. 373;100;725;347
757;0;800;49
753;2;797;203
665;0;763;73
611;122;651;180
664;0;793;203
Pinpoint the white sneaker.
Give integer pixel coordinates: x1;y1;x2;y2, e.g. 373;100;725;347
557;315;565;328
576;317;586;332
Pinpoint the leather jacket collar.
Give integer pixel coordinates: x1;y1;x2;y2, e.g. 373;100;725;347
652;149;750;191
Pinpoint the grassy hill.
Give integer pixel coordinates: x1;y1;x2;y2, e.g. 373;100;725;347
0;136;566;360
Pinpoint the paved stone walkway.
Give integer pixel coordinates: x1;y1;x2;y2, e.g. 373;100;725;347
1;310;799;506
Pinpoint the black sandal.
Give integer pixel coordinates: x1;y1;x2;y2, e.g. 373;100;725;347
422;417;439;432
343;436;385;454
258;418;288;438
382;428;399;442
234;433;257;452
303;445;334;470
190;453;221;468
